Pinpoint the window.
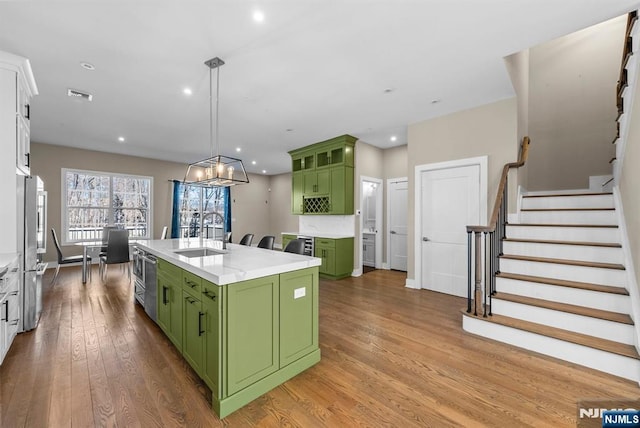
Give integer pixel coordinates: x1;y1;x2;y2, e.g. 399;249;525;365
174;184;228;239
62;168;153;243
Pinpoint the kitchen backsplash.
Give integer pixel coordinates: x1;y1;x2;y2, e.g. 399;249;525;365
299;215;355;236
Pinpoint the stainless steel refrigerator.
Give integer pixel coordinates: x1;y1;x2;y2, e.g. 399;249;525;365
17;175;45;331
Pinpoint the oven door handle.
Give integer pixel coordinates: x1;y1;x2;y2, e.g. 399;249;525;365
141;255;157;265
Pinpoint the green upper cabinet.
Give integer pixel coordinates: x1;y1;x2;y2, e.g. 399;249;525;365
289;135;355;215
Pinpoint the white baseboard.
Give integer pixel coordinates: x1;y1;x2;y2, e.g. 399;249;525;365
352;268;362;277
405;278;419;289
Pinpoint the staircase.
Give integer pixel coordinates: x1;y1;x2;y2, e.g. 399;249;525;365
462;191;640;382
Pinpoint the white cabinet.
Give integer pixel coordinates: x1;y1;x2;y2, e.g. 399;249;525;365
363;233;375;267
0;51;37;255
0;255;21;365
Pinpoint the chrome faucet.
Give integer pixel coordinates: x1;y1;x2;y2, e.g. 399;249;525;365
211;211;227;249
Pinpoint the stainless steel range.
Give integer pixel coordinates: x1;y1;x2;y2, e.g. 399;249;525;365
133;247;157;321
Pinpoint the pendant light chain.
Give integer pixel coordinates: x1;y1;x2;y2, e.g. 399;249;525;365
215;61;221;159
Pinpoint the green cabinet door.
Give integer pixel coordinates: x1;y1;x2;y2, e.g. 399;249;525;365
168;281;183;351
202;281;222;399
279;269;318;367
315;238;353;279
225;275;279;396
292;172;303;214
157;272;171;334
157;262;183;351
182;291;204;376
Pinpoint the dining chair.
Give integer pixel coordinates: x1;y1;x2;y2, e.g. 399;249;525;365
257;235;275;250
51;228;91;284
160;226;168;239
283;238;306;255
99;225;119;257
239;233;254;246
99;229;131;283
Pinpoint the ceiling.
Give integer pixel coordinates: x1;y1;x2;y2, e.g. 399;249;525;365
0;1;636;176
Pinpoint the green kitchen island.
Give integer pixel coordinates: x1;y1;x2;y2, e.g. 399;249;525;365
136;238;321;419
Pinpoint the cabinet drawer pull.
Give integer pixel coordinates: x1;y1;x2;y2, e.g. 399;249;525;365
25;104;30;120
162;286;168;305
2;300;8;322
203;290;217;301
25;153;30;168
198;312;204;336
185;280;198;288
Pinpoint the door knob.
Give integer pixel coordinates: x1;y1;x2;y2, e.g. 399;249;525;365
422;237;430;241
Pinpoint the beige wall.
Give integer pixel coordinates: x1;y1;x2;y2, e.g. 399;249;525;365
620;68;640;301
229;173;271;244
505;49;531;191
266;172;298;247
407;98;518;282
31;142;272;262
527;16;625;190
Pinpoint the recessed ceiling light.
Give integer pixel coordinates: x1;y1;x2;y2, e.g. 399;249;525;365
390;135;397;142
383;88;394;94
118;136;125;143
253;10;265;22
431;99;441;104
262;170;267;174
183;88;192;96
285;128;294;132
236;147;241;152
252;160;257;165
80;62;95;71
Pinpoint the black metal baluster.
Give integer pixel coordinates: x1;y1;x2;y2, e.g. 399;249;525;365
467;230;472;313
483;231;488;317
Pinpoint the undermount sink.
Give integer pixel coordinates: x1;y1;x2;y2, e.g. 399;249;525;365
174;248;227;258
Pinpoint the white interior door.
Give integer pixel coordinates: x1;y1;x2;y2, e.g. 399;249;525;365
421;165;479;297
388;179;408;271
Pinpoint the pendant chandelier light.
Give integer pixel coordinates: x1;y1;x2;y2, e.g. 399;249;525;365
183;57;249;187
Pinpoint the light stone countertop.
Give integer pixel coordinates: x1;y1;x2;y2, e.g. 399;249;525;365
136;238;320;285
281;232;355;239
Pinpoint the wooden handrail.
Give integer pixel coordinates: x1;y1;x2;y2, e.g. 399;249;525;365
617;11;637;112
467;136;530;233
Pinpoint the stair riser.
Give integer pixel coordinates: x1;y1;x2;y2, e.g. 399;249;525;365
502;241;623;265
520;210;616;225
522;194;614;210
506;225;620;244
462;315;640;382
499;258;626;288
495;277;630;313
491;299;634;345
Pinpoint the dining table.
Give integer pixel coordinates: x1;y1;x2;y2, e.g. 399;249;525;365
75;239;148;284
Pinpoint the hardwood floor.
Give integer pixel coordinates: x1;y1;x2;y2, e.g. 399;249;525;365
1;266;638;427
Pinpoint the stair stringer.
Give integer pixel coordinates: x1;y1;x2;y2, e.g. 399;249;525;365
613;186;640;359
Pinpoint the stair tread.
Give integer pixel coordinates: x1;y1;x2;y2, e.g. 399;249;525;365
503;238;621;248
500;254;625;270
521;208;614;212
493;292;633;325
496;272;629;295
462;310;640;360
523;192;613;198
507;223;618;228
